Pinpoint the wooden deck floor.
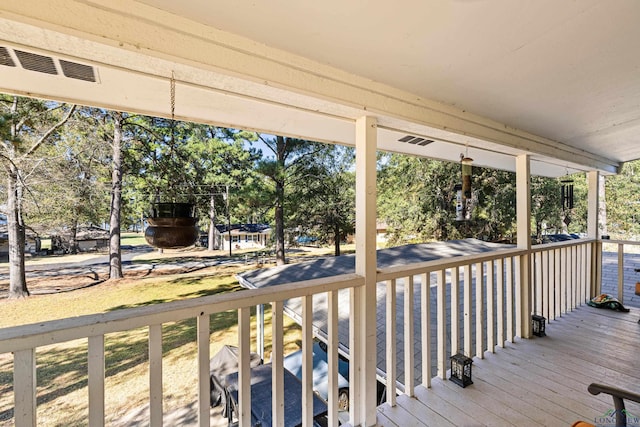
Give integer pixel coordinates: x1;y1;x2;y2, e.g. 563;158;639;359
376;306;640;427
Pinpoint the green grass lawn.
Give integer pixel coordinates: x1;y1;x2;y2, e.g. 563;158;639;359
121;232;148;247
0;260;302;426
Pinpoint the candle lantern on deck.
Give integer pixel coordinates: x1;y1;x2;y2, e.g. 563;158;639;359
450;352;473;388
532;314;546;337
456;153;474;221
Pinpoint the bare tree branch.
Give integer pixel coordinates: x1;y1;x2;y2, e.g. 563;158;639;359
22;104;77;158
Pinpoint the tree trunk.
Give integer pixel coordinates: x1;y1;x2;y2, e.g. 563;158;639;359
7;165;28;298
334;222;341;256
275;136;287;265
109;112;123;279
208;188;216;251
70;218;79;254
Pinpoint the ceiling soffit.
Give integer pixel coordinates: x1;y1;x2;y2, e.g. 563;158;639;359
0;0;624;176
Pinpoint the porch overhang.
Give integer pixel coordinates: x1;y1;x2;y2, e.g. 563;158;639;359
1;1;637;176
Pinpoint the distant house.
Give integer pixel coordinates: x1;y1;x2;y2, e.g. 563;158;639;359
376;221;388;244
0;223;41;257
52;226;110;253
213;224;271;251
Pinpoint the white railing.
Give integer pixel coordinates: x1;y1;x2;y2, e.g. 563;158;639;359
530;239;594;322
602;239;640;304
377;238;597;405
0;238;604;425
0;274;364;427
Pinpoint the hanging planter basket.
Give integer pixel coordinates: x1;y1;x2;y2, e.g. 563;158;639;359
145;202;199;249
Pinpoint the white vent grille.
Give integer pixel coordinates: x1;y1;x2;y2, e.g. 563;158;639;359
0;47;15;67
0;46;97;83
60;59;96;82
398;135;434;146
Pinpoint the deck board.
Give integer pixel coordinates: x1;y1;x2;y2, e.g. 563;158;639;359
379;306;640;426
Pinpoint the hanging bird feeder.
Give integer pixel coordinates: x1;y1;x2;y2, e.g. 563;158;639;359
144;73;199;249
456;152;474;221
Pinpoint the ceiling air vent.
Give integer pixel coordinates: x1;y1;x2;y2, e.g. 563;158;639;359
15;50;57;75
398;135;434;146
0;46;98;83
0;47;15;67
60;59;96;82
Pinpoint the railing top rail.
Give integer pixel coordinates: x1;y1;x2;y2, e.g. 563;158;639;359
602;239;640;245
0;273;364;354
376;247;526;281
377;238;598;281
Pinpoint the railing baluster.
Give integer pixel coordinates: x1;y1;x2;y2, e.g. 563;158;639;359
437;269;447;378
570;246;576;310
238;307;251;427
450;266;460;356
535;251;543;318
577;244;584;305
88;335;105;427
302;295;314;426
197;315;210;427
576;245;581;306
14;349;36;427
149;324;163;427
486;260;495;353
421;272;431;387
463;264;472;357
496;258;504;348
585;242;602;302
404;276;415;396
554;249;561;320
475;262;485;359
272;301;285;427
561;246;568;314
386;279;397;405
506;257;514;343
542;250;549;321
583;244;589;304
327;292;339;427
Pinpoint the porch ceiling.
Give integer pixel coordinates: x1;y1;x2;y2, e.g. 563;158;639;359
1;1;639;177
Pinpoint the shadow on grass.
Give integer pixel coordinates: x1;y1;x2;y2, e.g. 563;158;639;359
106;279;240;311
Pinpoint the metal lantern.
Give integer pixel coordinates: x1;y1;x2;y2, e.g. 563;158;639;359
532;314;546;337
450;353;473;388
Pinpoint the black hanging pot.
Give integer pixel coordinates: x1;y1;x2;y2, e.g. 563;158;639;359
145;203;199;249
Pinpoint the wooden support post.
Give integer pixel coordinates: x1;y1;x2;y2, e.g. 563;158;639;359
516;154;532;339
351;115;377;426
587;170;602;299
